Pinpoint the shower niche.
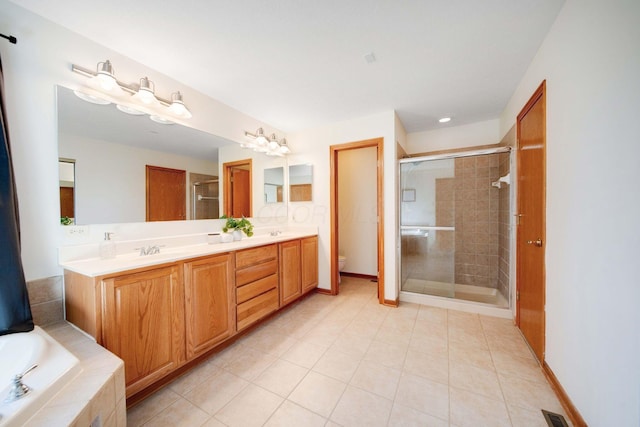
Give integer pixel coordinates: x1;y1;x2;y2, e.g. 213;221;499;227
399;149;512;308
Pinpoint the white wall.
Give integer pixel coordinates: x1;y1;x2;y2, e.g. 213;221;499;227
499;0;640;425
407;119;500;154
285;112;397;299
0;1;281;280
59;133;216;224
338;147;377;276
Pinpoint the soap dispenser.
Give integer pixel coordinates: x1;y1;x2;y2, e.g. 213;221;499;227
99;232;116;259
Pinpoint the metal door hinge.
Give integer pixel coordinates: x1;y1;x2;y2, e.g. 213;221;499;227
516;291;520;301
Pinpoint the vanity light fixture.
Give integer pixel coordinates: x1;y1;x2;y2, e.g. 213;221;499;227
131;77;159;106
168;91;193;119
438;117;451;123
71;59;193;122
243;128;290;156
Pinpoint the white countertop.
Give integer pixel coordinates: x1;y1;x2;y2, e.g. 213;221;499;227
60;230;317;277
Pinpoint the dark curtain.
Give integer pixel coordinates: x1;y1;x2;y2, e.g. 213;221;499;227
0;54;34;335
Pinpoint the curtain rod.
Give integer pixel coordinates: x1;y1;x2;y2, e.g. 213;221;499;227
0;33;17;44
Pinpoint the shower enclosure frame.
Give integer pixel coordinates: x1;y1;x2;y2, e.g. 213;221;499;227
398;146;515;317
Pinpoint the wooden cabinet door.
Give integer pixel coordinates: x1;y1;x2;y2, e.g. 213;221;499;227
102;265;185;397
279;240;301;307
301;236;318;293
184;253;235;359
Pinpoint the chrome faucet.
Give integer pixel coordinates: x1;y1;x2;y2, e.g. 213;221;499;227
136;245;162;256
4;364;37;403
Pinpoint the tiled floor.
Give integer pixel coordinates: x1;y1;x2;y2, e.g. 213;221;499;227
127;277;568;427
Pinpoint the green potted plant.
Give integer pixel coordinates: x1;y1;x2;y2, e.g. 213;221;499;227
221;215;254;240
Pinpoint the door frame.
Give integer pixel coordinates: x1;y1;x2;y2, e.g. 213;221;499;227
329;138;385;304
515;80;546;359
222;159;252;217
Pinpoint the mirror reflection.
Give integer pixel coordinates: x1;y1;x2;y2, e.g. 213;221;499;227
289;164;313;202
264;167;284;204
56;85;234;225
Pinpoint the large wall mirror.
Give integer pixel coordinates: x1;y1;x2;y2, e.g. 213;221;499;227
289;164;313;202
264;167;284;204
56;85;235;225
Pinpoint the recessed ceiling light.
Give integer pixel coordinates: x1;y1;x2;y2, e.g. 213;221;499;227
364;52;376;64
438;117;451;123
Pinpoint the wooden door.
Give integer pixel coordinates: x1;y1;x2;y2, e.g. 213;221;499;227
223;160;252;217
279;240;301;306
184;253;235;359
301;236;318;293
516;81;546;362
102;265;185;396
146;165;186;221
59;187;74;218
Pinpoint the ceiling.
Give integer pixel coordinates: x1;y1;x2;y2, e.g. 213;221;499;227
16;0;565;134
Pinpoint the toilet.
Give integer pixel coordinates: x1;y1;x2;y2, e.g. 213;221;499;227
338;255;346;283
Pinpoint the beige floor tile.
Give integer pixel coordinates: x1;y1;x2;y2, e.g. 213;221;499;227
449;340;495;371
449;386;511;427
364;339;408;370
264;400;327;427
288;371;347;417
244;328;298;357
409;333;448;358
330;385;393;427
403;349;449;385
253;359;309;398
485;333;535;359
208;341;248;367
381;314;416;334
199;418;227;427
350;360;401;400
281;340;328;369
491;350;546;383
183;370;249;415
449;359;503;400
507;404;550;427
387;402;448;427
126;387;180;427
142;397;210;427
448;310;482;331
214;384;283;427
375;325;413;347
395;373;449;421
412;319;449;341
312;348;361;382
168;361;222;395
221;346;277;380
343;318;381;339
448;325;489;350
498;373;564;413
416;305;448;325
298;325;341;347
330;333;373;357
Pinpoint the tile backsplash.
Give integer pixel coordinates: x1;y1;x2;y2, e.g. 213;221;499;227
27;275;64;326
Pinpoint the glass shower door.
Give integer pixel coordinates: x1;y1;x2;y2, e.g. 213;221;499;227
400;158;456;298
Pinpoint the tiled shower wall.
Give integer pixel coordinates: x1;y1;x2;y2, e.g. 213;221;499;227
452;155;501;288
497;153;511;298
26;275;64;325
190;173;219;220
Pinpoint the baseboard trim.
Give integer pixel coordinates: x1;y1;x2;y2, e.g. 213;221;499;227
340;272;378;281
542;361;587;427
315;288;333;295
383;298;399;307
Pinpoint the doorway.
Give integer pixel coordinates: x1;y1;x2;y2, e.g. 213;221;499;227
146;165;186;221
516;81;546;362
223;159;252;217
330;138;385;304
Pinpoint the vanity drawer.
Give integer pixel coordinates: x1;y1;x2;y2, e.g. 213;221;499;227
237;274;278;304
237;288;278;331
235;244;277;269
236;259;278;287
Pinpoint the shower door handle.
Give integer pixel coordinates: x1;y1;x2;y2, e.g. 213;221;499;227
527;238;543;247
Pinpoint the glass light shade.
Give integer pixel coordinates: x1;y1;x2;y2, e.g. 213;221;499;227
90;60;124;95
116;104;146;115
73;89;111;105
268;134;279;150
279;139;291;154
132;77;159;105
149;115;174;125
168;92;192;118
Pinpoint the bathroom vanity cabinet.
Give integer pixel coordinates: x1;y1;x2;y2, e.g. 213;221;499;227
63;236;317;401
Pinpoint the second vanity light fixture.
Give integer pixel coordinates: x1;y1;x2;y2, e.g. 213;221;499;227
71;59;193;123
242;128;291;156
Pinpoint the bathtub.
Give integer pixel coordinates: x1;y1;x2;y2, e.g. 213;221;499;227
0;326;81;427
